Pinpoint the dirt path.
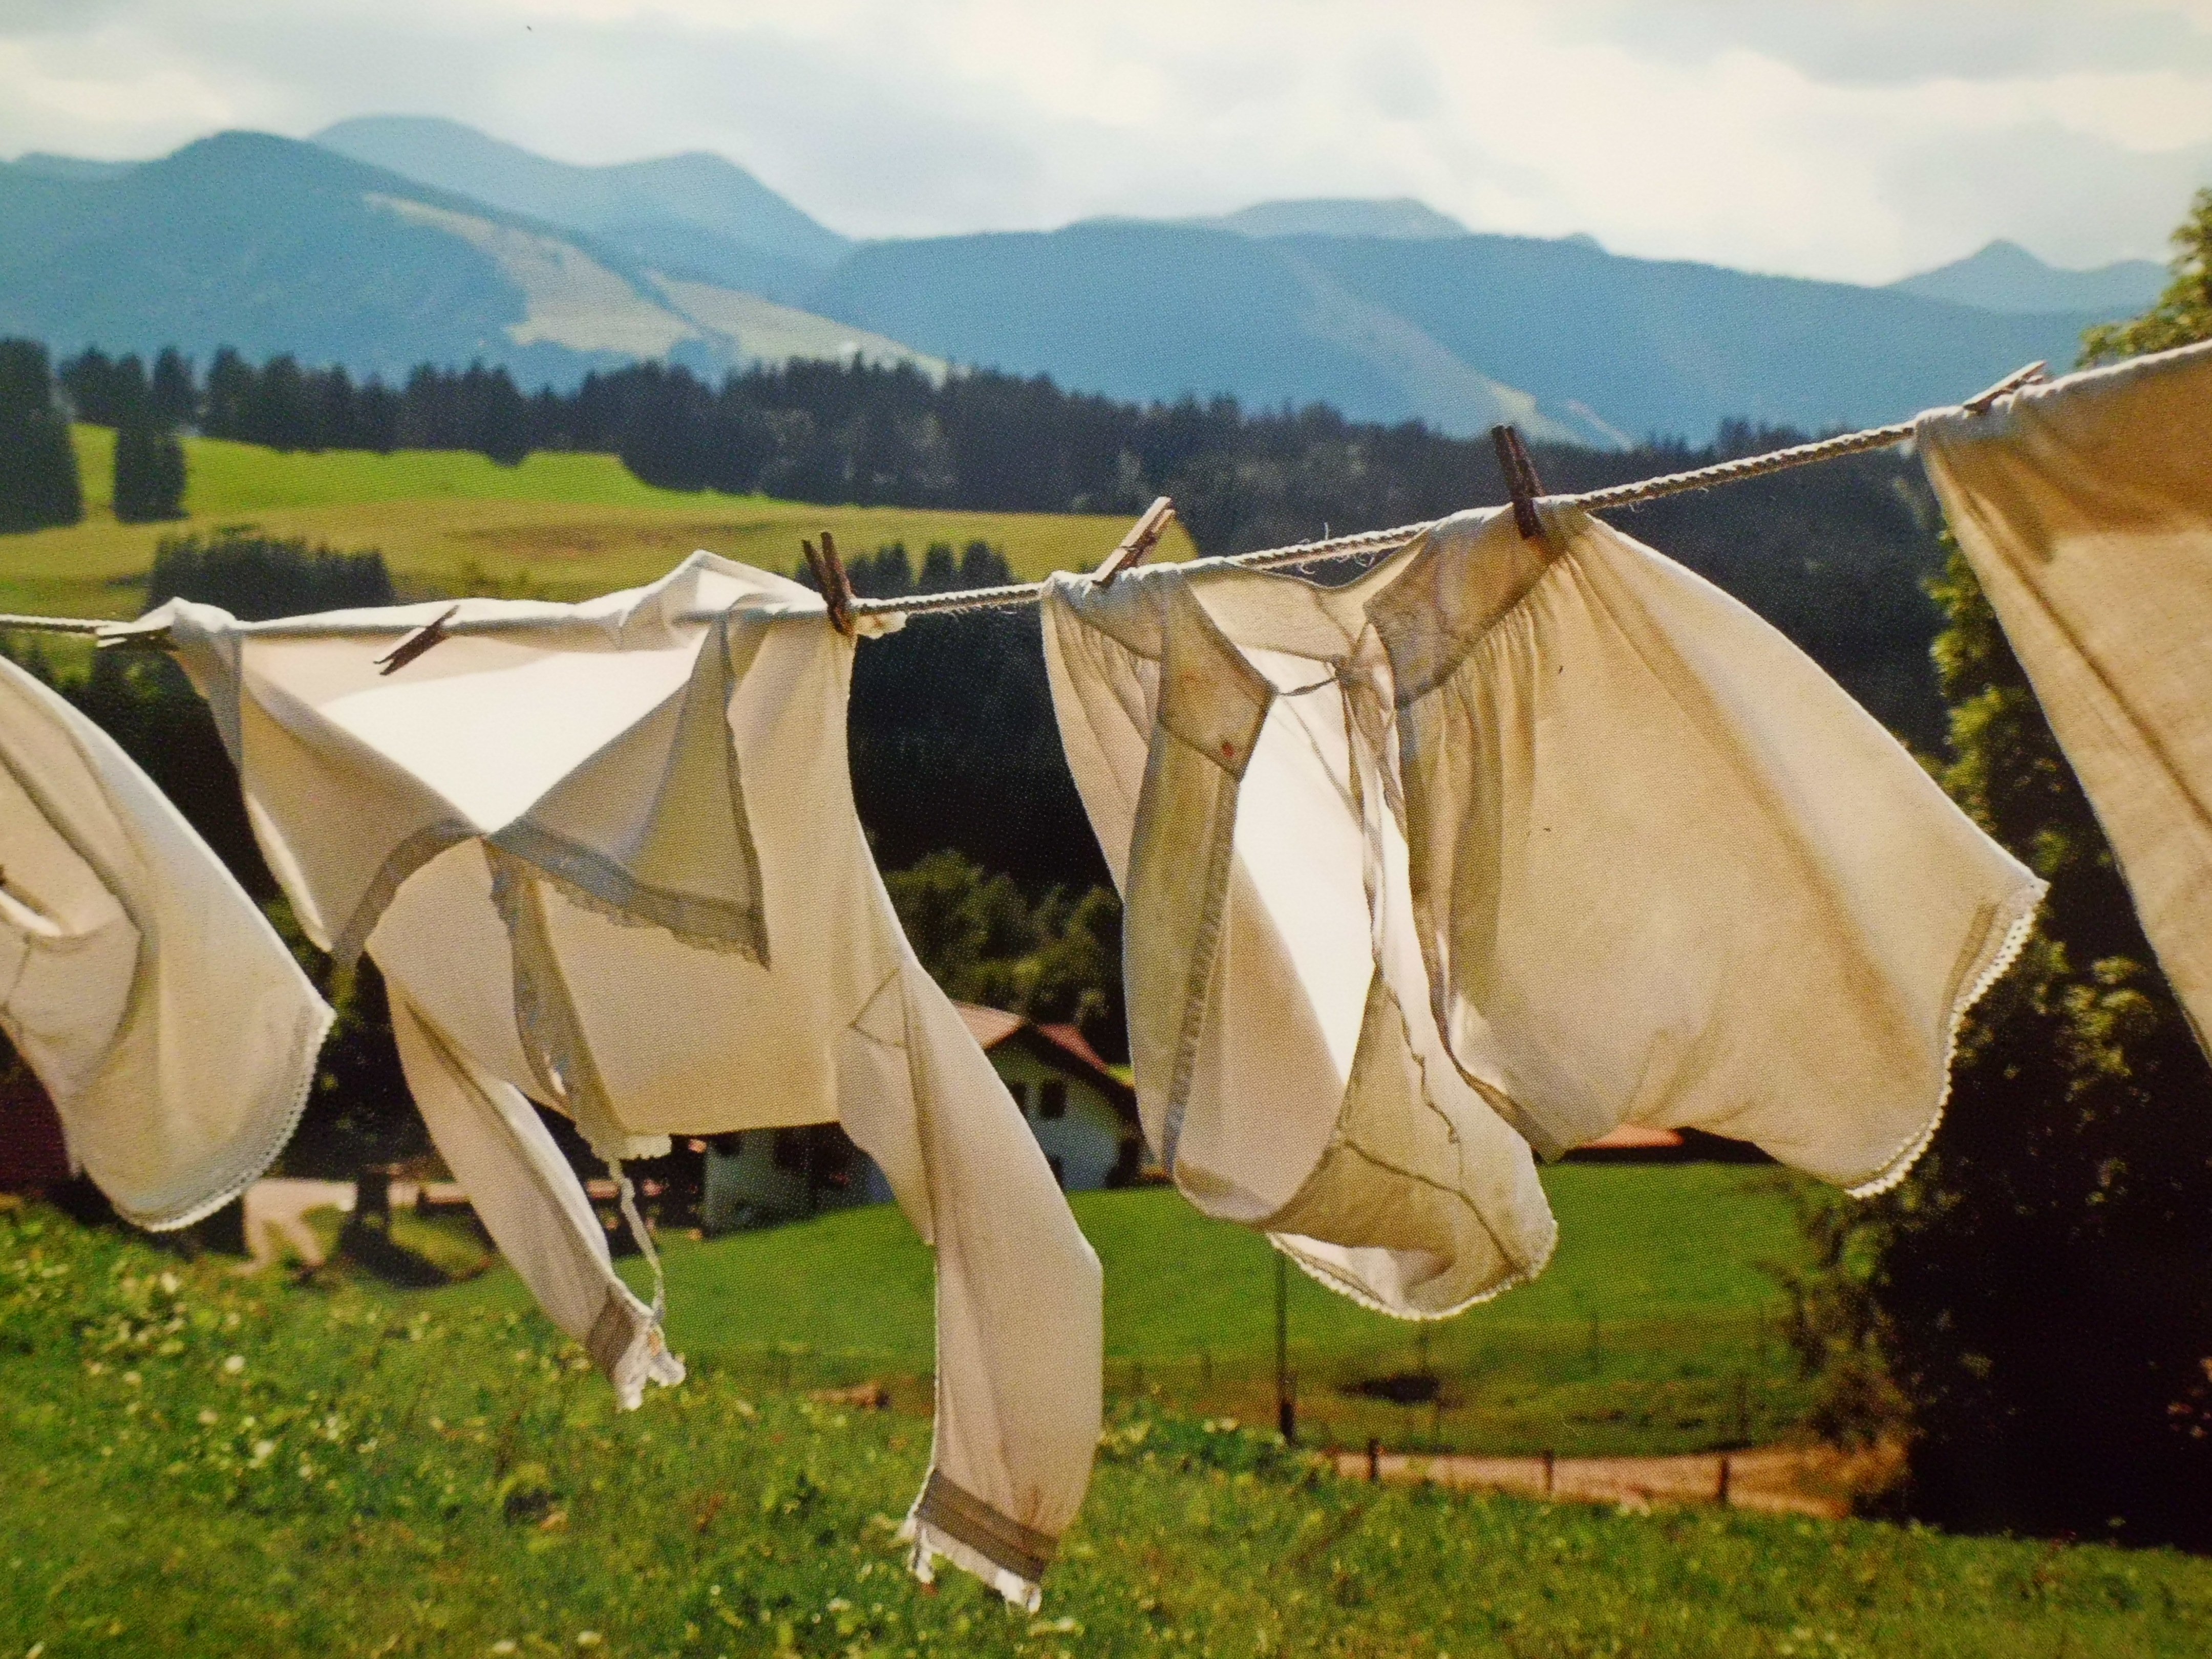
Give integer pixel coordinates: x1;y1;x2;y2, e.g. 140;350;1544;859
1333;1441;1904;1519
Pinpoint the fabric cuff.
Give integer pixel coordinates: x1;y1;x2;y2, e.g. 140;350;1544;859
585;1284;686;1411
901;1470;1057;1611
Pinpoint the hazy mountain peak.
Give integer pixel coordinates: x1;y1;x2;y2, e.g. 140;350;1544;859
1888;238;2166;317
313;114;848;296
1184;197;1470;241
7;152;138;182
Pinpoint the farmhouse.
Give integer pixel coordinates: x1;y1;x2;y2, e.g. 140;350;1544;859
700;1004;1140;1232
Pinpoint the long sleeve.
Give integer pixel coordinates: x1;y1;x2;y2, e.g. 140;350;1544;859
387;980;683;1410
837;958;1103;1611
0;654;330;1229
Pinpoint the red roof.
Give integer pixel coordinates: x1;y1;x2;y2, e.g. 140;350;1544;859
954;1003;1135;1116
1035;1020;1115;1075
1578;1122;1685;1151
955;1004;1026;1050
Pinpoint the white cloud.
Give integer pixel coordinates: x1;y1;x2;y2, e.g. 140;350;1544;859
0;0;2208;281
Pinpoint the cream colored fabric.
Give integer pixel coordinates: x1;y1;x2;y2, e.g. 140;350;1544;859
387;981;682;1410
0;653;330;1228
1044;508;2041;1313
1918;340;2212;1043
1043;554;1559;1319
150;553;1100;1606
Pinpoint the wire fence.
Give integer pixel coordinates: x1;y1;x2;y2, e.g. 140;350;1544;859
682;1310;1810;1459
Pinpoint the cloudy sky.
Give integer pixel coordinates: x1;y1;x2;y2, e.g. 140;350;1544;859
3;0;2210;283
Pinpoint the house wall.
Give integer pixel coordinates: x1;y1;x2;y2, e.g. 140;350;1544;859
700;1047;1130;1234
701;1132;818;1233
987;1047;1128;1192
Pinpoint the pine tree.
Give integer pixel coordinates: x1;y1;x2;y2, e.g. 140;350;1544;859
1789;189;2212;1545
148;348;196;429
0;338;83;533
113;422;186;523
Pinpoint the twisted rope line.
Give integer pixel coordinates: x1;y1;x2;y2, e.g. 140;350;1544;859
846;422;1920;619
1;362;2046;635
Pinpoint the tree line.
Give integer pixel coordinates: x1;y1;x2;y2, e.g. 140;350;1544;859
28;337;1955;743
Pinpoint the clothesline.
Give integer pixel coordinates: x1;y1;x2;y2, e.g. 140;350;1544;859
0;359;2046;642
852;390;1989;620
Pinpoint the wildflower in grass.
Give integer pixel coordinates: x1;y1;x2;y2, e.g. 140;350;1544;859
222;1354;245;1375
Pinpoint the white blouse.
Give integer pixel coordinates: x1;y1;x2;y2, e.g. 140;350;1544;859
150;552;1100;1609
1043;505;2041;1316
1920;338;2212;1047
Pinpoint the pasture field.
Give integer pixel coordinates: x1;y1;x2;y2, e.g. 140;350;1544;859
8;1197;2212;1658
418;1167;1811;1460
0;428;1197;621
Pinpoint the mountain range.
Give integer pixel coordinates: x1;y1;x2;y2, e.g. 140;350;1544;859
0;116;2179;445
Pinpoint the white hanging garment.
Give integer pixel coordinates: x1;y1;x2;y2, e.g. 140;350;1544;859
1043;507;2042;1313
0;652;330;1228
1043;551;1560;1318
386;981;683;1411
147;554;1101;1608
1918;339;2212;1044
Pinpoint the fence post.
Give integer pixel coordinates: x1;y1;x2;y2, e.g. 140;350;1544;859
1367;1437;1381;1482
1541;1448;1556;1498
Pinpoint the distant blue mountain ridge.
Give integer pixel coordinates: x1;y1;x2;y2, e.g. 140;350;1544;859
1885;238;2166;316
0;119;2172;444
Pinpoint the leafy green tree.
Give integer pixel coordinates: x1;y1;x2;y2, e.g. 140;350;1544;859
1789;189;2212;1545
2083;188;2212;365
882;849;1124;1057
113;422;187;522
0;338;82;533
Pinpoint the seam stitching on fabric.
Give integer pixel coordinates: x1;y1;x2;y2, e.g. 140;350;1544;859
488;819;767;962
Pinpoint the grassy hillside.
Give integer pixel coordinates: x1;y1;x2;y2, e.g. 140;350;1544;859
8;1198;2211;1657
0;428;1197;621
431;1168;1813;1459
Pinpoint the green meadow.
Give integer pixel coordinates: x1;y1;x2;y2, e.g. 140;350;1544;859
10;1196;2212;1659
0;428;1199;622
413;1168;1813;1460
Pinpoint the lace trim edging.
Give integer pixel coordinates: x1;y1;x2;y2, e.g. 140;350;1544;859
1844;877;2047;1201
1269;1201;1560;1324
126;994;336;1233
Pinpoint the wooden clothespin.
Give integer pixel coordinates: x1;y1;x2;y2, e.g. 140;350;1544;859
1491;425;1545;542
94;620;174;653
801;530;856;637
1962;360;2048;415
373;604;460;676
1093;496;1177;584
